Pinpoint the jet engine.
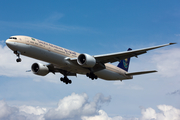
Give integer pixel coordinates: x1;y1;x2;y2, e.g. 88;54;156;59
77;53;96;68
31;63;49;76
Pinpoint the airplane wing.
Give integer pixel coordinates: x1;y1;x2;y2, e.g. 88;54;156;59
94;43;176;63
67;43;176;72
47;64;77;76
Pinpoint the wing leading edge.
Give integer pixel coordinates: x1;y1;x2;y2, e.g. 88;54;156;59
94;43;176;64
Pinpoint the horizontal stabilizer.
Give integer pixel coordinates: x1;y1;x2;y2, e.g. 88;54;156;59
126;70;157;76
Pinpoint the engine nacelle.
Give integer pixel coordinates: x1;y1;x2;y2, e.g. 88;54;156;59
31;63;49;76
77;53;96;68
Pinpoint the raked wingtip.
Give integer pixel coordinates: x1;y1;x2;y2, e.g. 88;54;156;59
169;42;177;45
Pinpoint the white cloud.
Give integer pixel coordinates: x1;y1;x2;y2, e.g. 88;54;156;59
19;105;46;115
141;107;156;120
0;93;111;120
0;100;45;120
152;48;180;77
45;93;88;119
82;105;180;120
0;100;17;119
82;110;115;120
0;44;36;77
0;93;179;120
0;44;61;83
45;93;111;120
141;105;180;120
82;110;125;120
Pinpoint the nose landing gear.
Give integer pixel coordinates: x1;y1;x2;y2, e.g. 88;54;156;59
14;51;22;62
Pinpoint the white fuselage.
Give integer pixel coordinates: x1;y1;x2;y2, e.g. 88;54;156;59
6;35;132;81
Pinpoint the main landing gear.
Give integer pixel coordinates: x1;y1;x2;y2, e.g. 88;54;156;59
14;51;22;62
60;76;72;84
86;72;98;80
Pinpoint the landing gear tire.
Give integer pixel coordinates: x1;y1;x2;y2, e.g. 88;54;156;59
69;80;72;84
60;77;63;81
86;72;98;80
86;73;89;77
60;77;72;84
14;51;22;63
16;58;22;62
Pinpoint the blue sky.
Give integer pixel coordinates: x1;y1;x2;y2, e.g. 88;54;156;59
0;1;180;120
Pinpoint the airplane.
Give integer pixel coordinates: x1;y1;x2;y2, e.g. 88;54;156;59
5;35;176;84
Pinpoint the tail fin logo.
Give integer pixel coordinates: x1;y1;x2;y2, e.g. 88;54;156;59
117;48;132;72
123;59;129;69
118;58;130;71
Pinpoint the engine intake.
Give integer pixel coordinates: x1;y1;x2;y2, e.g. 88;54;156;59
31;63;49;76
77;54;96;68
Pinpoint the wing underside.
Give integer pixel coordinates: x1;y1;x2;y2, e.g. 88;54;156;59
47;64;77;76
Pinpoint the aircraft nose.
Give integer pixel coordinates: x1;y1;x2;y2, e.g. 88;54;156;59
6;40;15;50
6;40;12;46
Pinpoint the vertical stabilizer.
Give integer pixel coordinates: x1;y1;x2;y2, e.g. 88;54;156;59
117;48;132;72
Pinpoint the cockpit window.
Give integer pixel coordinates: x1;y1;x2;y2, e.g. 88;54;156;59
9;37;17;40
